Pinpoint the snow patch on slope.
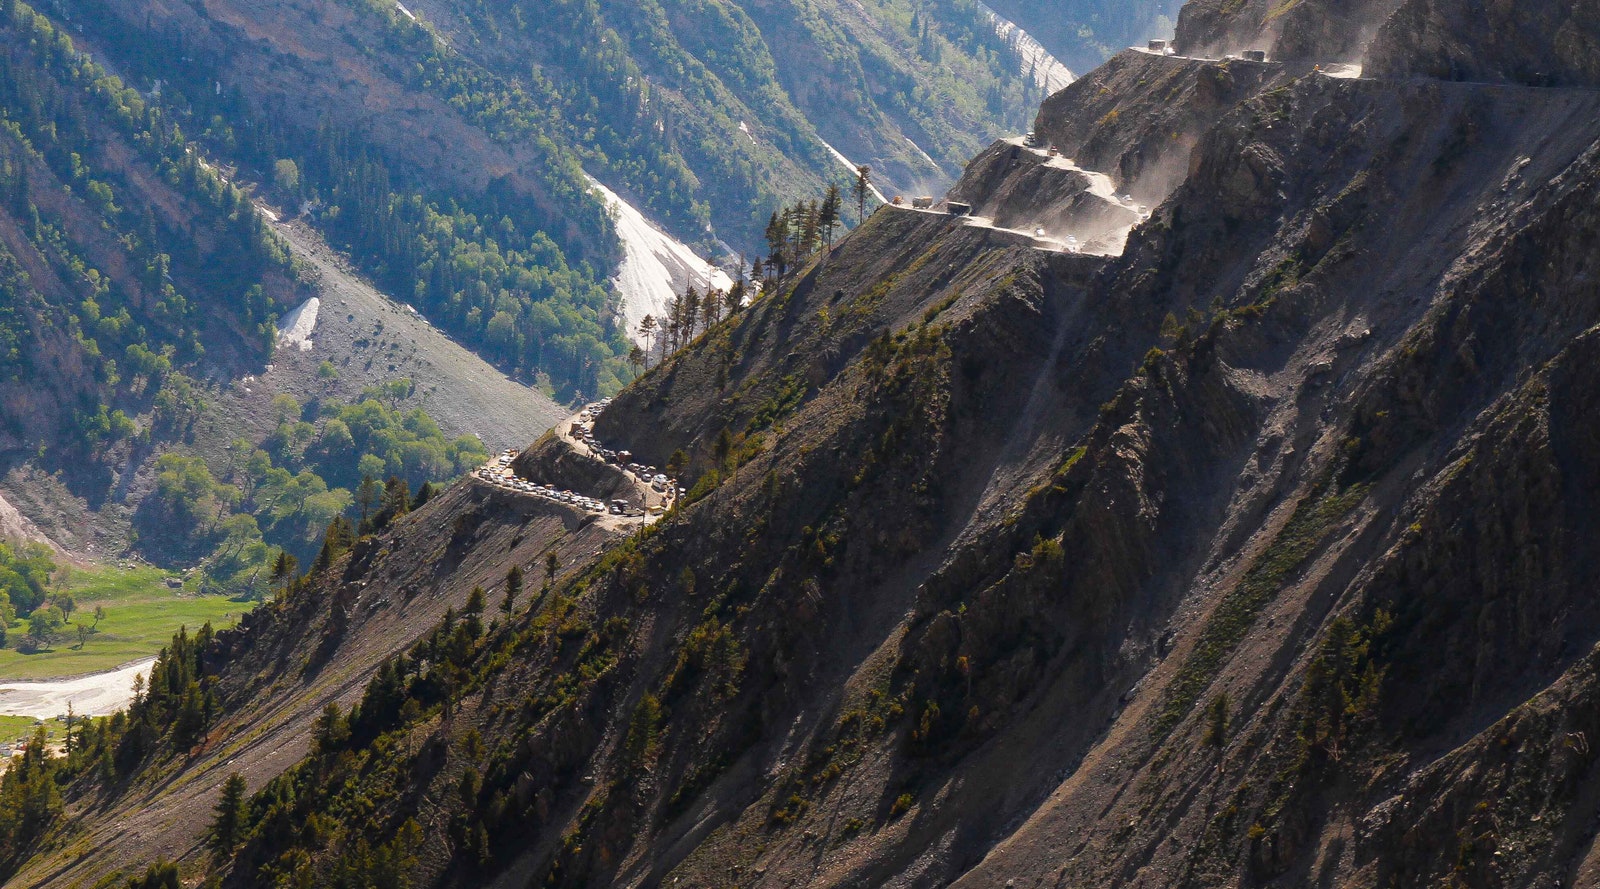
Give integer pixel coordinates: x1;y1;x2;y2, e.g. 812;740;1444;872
906;137;942;171
818;139;888;203
276;297;319;352
976;1;1075;95
587;176;732;342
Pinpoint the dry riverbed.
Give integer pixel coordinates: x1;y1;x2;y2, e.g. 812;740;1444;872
0;657;154;719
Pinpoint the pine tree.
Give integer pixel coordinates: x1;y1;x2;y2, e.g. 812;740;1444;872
355;474;381;529
174;680;205;744
799;200;822;255
313;702;350;754
411;481;436;509
701;287;721;331
378;475;411;528
501;565;523;612
270;550;298;595
209;773;249;856
714;427;734;470
662;294;682;352
125;861;181;889
637;315;657;365
1203;693;1230;748
765;212;789;276
682;286;701;340
820;184;842;249
853;166;873;224
314;515;355;571
784;204;807;258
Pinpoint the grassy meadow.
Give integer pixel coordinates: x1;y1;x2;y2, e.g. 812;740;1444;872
0;565;249;681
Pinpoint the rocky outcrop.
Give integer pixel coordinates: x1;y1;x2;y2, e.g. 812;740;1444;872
947;140;1140;245
1366;0;1600;87
0;490;64;556
510;430;641;504
1175;0;1403;61
1034;50;1284;204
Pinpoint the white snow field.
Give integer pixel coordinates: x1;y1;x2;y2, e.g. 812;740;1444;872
275;296;320;352
587;175;733;340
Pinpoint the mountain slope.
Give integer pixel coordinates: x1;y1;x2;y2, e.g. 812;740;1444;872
52;0;1131;399
0;0;562;580
255;215;566;451
986;0;1183;71
0;0;300;471
14;0;1600;886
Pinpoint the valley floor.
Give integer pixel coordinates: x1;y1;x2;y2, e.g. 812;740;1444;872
0;565;244;684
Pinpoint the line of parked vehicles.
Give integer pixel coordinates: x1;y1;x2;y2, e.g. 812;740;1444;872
474;452;639;515
570;400;686;502
472;398;686;521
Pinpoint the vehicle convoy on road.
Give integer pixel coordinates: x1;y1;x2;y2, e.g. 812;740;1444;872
471;399;683;526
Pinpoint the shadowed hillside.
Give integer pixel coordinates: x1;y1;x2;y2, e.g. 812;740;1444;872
8;0;1600;886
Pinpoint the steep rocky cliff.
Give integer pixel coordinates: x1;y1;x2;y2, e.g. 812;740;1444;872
1367;0;1600;87
15;0;1600;886
1033;50;1284;201
1175;0;1403;61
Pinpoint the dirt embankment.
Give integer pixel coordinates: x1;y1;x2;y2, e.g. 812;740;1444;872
1174;0;1402;61
510;421;658;510
948;139;1142;251
1035;50;1286;202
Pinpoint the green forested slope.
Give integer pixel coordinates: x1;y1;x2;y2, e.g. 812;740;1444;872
49;0;1125;398
0;0;488;591
8;0;1177;423
986;0;1182;72
0;0;298;456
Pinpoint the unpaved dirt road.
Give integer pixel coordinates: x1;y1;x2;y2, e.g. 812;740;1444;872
472;405;675;533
